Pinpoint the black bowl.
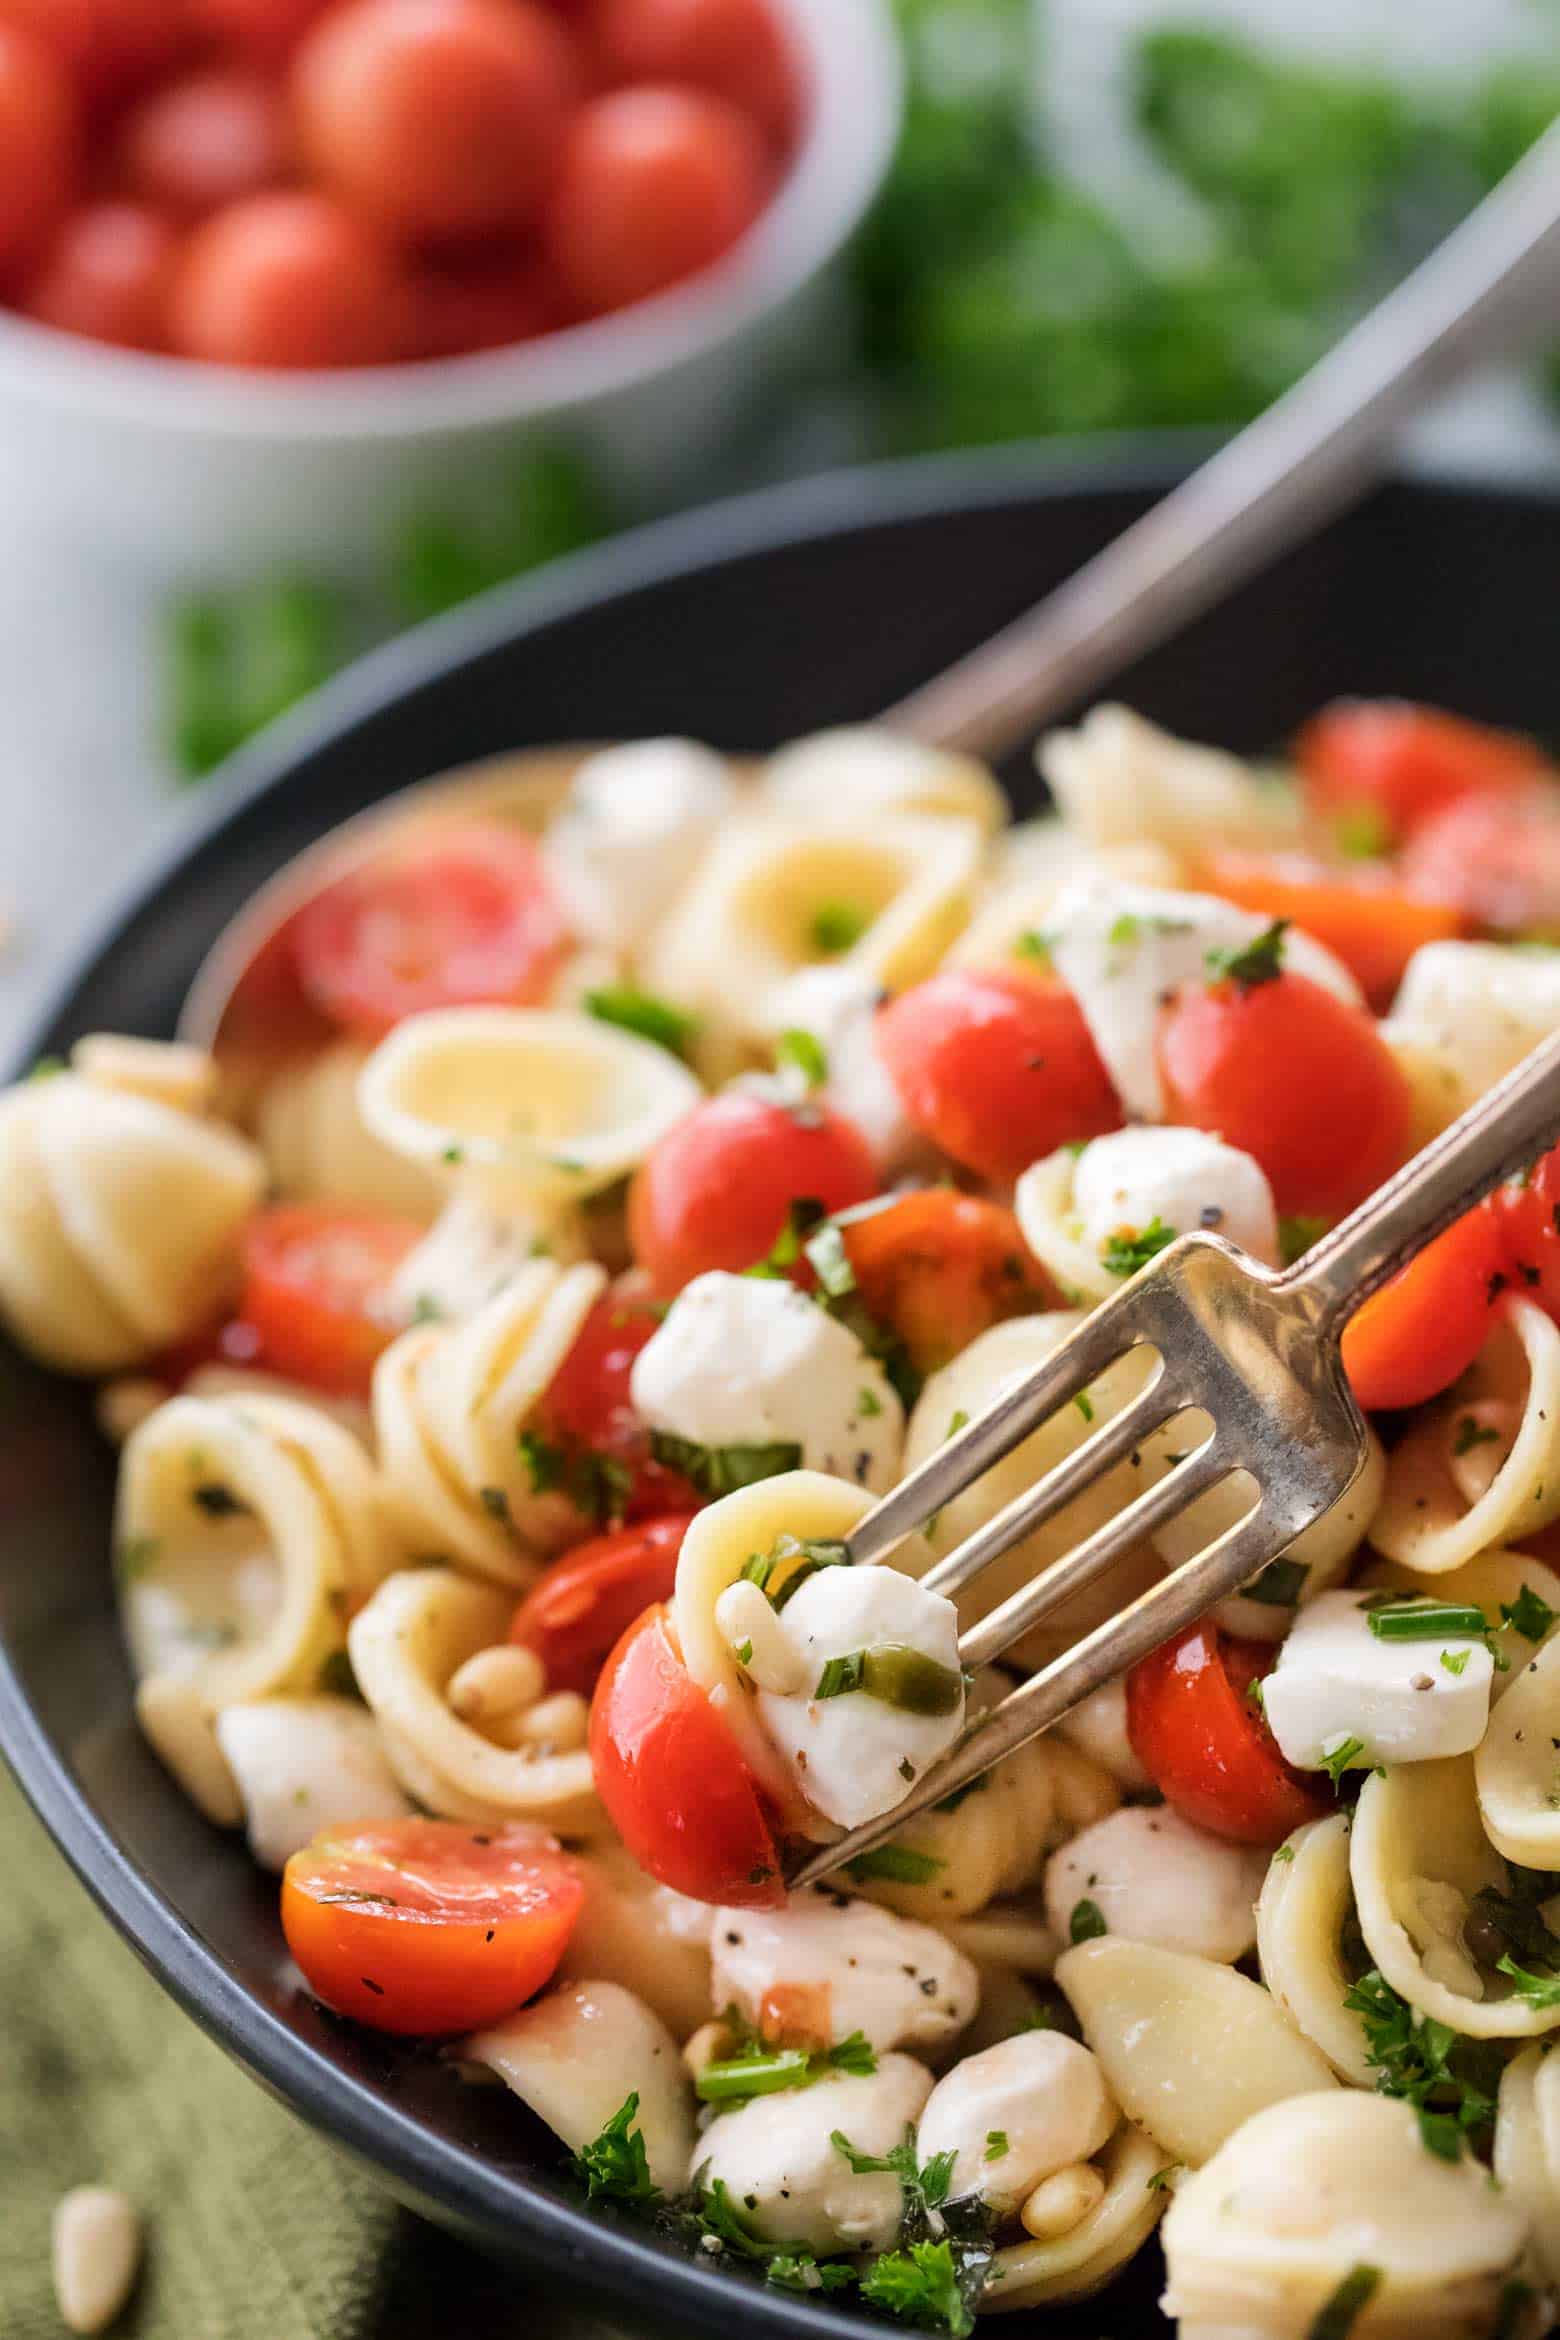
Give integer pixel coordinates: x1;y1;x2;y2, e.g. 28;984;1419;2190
4;449;1557;2340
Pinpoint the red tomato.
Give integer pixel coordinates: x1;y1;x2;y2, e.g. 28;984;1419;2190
1125;1622;1327;1845
294;0;577;240
168;191;407;369
1157;968;1411;1218
540;1289;699;1517
0;26;77;276
545;86;768;316
239;1204;423;1396
589;1604;783;1906
23;199;178;348
187;0;337;70
510;1513;694;1694
410;247;560;360
627;1089;877;1295
1297;698;1544;843
591;0;801;146
1398;785;1560;938
119;70;290;219
842;1189;1048;1374
1193;847;1467;1013
0;0;189;111
290;825;570;1040
1341;1202;1509;1414
281;1817;582;2034
875;967;1121;1184
1492;1142;1560;1324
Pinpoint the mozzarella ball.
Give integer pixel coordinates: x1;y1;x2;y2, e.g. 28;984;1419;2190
762;962;919;1172
1043;1805;1267;1964
693;2054;934;2253
755;1563;964;1828
214;1696;410;1871
1069;1126;1279;1267
1261;1589;1494;1774
710;1886;979;2054
1052;1678;1152;1791
629;1271;904;1492
1390;939;1560;1109
542;738;733;951
916;2030;1117;2215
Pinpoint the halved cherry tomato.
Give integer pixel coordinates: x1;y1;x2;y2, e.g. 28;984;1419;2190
0;26;77;275
1157;968;1412;1218
167;190;408;369
119;68;290;219
589;1603;783;1907
1491;1142;1560;1325
875;967;1121;1185
281;1816;582;2034
591;0;801;147
23;199;179;350
628;1090;876;1296
1193;847;1467;1012
1398;785;1560;938
1125;1622;1327;1846
0;0;189;112
510;1513;694;1694
841;1189;1049;1374
290;823;570;1040
540;1288;699;1516
1297;699;1544;844
239;1203;423;1396
1341;1202;1509;1414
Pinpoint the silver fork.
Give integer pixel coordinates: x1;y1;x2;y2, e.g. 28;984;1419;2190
789;1028;1560;1890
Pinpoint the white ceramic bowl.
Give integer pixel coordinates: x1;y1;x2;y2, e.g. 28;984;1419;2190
0;0;901;589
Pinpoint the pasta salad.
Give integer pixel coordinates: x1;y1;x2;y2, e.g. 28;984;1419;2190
7;698;1560;2338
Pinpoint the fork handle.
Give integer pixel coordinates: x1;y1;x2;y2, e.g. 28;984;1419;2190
1289;1029;1560;1334
884;121;1560;760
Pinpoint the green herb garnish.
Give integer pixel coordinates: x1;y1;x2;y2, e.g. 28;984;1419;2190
1101;1217;1177;1278
843;1844;945;1887
584;986;697;1059
648;1432;802;1499
1308;2265;1380;2340
1319;1734;1366;1786
1069;1897;1107;1943
776;1027;829;1088
1246;1557;1309;1606
1501;1584;1556;1643
696;2029;877;2104
569;2094;659;2206
811;902;869;955
1205;918;1288;990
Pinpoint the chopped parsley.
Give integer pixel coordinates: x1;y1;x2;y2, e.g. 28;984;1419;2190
1453;1414;1502;1457
697;2027;878;2103
734;1638;753;1667
1269;1844;1295;1864
648;1431;802;1500
1074;1390;1095;1423
516;1429;631;1525
584;985;697;1058
696;2177;768;2257
1319;1734;1366;1787
843;1843;945;1887
1205;918;1288;991
858;1385;884;1418
765;2252;856;2295
804;1220;856;1299
1496;1954;1560;2011
1145;2162;1182;2192
983;2131;1008;2162
1501;1584;1556;1643
114;1535;159;1586
859;2239;974;2338
811;902;869;955
830;2128;956;2219
517;1429;564;1496
569;2094;659;2206
776;1027;829;1088
945;1409;970;1439
1245;1557;1309;1607
1101;1217;1177;1278
1440;1647;1472;1676
1308;2265;1380;2340
1014;929;1052;965
1342;1969;1499;2159
1069;1897;1107;1944
1334;805;1392;861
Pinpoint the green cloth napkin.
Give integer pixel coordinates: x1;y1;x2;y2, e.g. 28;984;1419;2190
0;1759;637;2340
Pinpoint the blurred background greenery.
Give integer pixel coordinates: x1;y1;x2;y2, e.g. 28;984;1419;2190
169;0;1560;776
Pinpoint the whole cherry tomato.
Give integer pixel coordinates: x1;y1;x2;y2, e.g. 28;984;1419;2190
591;0;801;145
167;191;408;369
1297;698;1544;845
1397;785;1560;938
0;26;77;275
119;68;290;219
23;199;178;348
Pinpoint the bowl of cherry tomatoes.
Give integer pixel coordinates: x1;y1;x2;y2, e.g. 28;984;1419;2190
0;0;900;583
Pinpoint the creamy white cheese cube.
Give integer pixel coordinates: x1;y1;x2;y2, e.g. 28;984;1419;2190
629;1271;903;1493
756;1563;964;1829
915;2031;1117;2214
1261;1589;1494;1774
213;1696;410;1871
762;963;919;1173
1390;940;1560;1108
1070;1126;1279;1267
1044;877;1362;1122
693;2054;934;2253
541;738;733;951
709;1886;979;2053
1043;1805;1267;1964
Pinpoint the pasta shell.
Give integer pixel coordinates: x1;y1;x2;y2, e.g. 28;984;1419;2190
761;729;1008;833
1255;1816;1373;2085
1494;2045;1560;2288
558;1845;713;2039
982;2121;1165;2314
1476;1612;1560;1868
1161;1430;1384;1645
1037;706;1303;856
257;1039;443;1218
465;1980;694;2197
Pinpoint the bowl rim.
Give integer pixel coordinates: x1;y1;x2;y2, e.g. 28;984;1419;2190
0;0;902;445
6;442;1559;2338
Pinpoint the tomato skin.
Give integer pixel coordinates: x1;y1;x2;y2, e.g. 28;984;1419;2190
876;967;1121;1184
119;69;290;219
842;1189;1048;1374
1397;786;1560;938
1126;1622;1327;1846
290;824;570;1040
510;1513;694;1694
1492;1143;1560;1324
628;1090;876;1296
294;0;578;240
1341;1202;1509;1413
1157;969;1412;1218
1193;848;1467;1013
188;0;336;69
410;247;560;359
23;199;178;348
589;1604;783;1907
281;1817;583;2035
545;85;768;316
540;1289;699;1517
0;0;189;111
168;191;407;370
0;26;77;275
1297;699;1543;843
591;0;801;146
240;1203;423;1397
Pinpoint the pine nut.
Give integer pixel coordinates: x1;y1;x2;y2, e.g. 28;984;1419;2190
95;1378;169;1447
135;1674;243;1827
503;1689;589;1751
72;1034;216;1116
447;1644;546;1728
712;1579;806;1695
1019;2162;1105;2241
52;2187;141;2334
682;2020;734;2078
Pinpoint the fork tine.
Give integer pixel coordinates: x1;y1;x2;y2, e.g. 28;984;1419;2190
787;1494;1295;1892
921;1376;1182;1600
846;1304;1152;1567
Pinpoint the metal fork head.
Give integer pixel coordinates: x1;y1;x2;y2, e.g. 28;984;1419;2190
785;1233;1368;1891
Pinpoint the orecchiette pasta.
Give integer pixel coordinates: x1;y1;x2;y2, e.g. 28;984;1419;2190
1476;1615;1560;1867
1159;1428;1385;1645
1495;2046;1560;2289
348;1566;599;1832
372;1259;607;1585
761;728;1009;834
1362;1544;1560;1699
466;1980;695;2197
256;1038;444;1218
556;1846;713;2039
1037;704;1303;856
1254;1816;1373;2086
0;1070;265;1372
982;2120;1166;2315
213;1694;410;1870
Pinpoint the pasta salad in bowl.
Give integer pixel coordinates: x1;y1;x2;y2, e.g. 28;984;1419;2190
6;696;1560;2340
